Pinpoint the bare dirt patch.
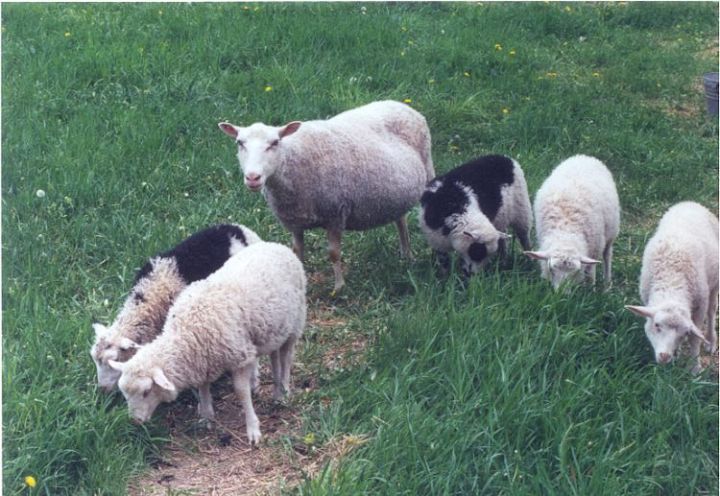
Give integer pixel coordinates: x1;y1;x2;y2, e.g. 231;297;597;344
128;298;371;495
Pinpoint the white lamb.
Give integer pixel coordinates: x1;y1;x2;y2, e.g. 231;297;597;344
626;201;718;374
110;241;307;445
91;224;261;392
525;154;620;290
218;100;435;292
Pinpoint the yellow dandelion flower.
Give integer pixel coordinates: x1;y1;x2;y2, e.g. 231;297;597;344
494;43;502;51
401;26;407;32
509;49;516;56
592;72;601;78
303;432;316;446
242;5;250;10
158;9;163;15
463;71;471;77
400;50;406;57
64;32;71;37
428;79;436;85
546;71;558;78
564;6;572;12
264;86;273;92
24;476;37;488
403;98;412;104
502;108;510;115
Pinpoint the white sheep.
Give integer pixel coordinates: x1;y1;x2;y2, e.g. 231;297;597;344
91;224;260;392
218;100;435;292
626;201;718;374
109;241;307;445
525;154;620;290
419;154;532;276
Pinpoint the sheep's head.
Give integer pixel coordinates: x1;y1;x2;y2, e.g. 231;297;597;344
452;228;511;276
90;323;142;392
626;305;708;365
524;251;599;290
218;121;302;192
110;360;178;424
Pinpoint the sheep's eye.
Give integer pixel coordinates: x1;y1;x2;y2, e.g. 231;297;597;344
267;139;279;150
236;140;245;148
142;389;151;398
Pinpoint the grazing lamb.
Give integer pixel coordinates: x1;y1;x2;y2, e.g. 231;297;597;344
110;241;307;445
419;154;532;276
525;154;620;290
626;201;718;374
91;224;261;392
218;100;435;292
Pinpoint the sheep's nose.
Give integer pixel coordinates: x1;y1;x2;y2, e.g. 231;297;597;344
658;352;672;364
245;173;262;182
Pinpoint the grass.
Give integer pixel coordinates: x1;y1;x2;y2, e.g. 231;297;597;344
2;2;718;495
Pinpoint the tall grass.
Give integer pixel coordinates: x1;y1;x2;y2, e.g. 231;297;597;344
2;2;717;494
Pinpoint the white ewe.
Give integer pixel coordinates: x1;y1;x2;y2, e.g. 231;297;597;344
525;155;620;290
110;241;307;445
91;224;260;391
219;100;434;292
626;201;718;374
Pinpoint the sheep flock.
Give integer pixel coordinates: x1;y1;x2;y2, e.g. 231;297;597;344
95;100;718;444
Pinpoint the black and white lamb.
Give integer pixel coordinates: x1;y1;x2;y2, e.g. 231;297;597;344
419;154;532;276
91;224;261;392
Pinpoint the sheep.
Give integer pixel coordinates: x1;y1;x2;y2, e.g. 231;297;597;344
419;154;532;276
625;201;718;374
218;100;435;292
91;224;261;392
525;154;620;290
109;241;307;445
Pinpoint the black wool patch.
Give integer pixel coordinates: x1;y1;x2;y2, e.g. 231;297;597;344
468;242;488;262
425;155;515;226
421;180;470;231
133;224;248;285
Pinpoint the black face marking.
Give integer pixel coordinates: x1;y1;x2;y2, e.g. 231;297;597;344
422;155;515;230
468;242;488;262
133;224;249;285
133;292;146;304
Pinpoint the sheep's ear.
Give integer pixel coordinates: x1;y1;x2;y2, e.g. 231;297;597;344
119;338;141;351
625;305;655;319
524;251;550;261
93;323;109;338
579;256;601;265
688;324;710;345
108;360;126;372
279;121;301;139
152;368;176;392
218;122;239;138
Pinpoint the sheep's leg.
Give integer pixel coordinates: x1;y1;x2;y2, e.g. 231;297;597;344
705;287;718;353
197;382;215;420
603;242;614;289
689;334;703;375
291;229;305;262
270;351;283;400
232;364;261;445
250;360;260;394
278;335;298;398
435;250;451;276
327;228;345;292
585;264;597;286
396;215;413;259
515;227;532;252
497;238;507;259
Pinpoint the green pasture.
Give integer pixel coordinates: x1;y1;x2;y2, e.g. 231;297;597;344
2;2;718;494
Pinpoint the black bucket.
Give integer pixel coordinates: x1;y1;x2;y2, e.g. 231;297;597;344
702;72;718;116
